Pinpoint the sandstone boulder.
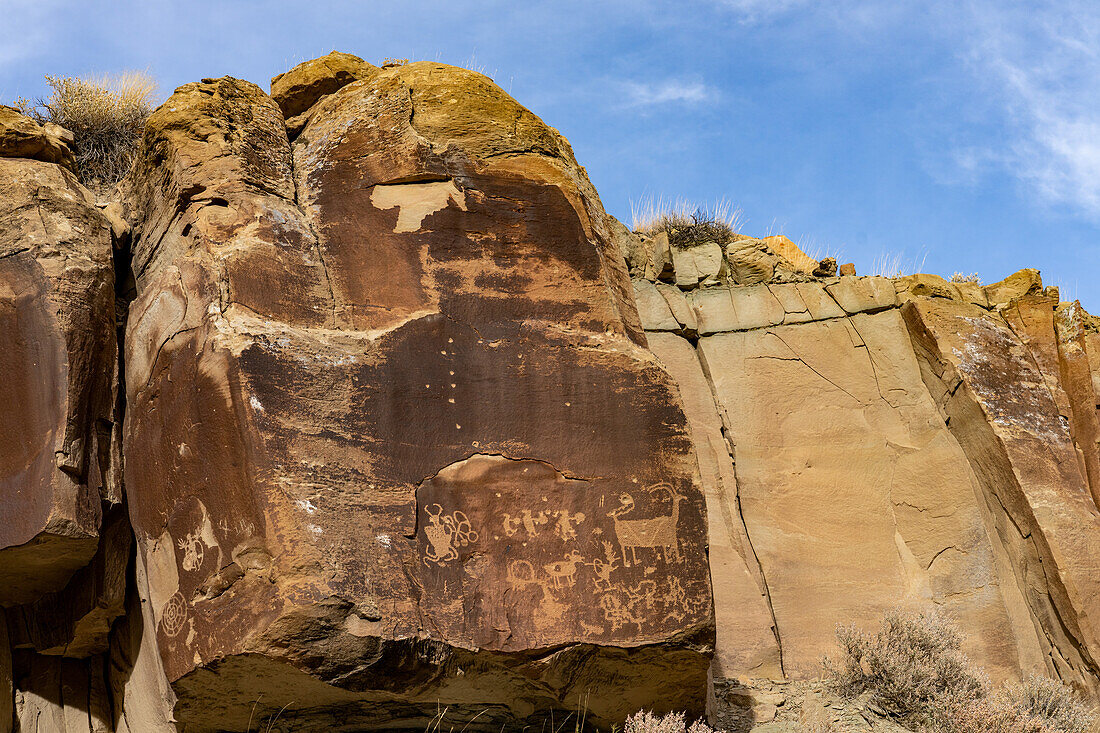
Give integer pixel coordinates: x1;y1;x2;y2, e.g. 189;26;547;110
760;235;817;274
0;155;118;606
984;268;1042;307
121;63;711;731
0;105;76;171
269;50;379;120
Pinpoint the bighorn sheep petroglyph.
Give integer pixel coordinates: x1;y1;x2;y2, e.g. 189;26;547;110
608;483;686;567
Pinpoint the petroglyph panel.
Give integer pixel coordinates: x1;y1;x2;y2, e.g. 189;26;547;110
416;454;711;651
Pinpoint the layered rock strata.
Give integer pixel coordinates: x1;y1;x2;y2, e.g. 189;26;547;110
631;231;1100;711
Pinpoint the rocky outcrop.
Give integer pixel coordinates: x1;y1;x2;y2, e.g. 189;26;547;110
118;63;710;731
0;105;76;171
0;109;119;607
0;106;139;733
5;52;1100;731
632;235;1100;712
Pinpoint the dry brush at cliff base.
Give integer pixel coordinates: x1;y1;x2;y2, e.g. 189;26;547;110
824;610;1096;733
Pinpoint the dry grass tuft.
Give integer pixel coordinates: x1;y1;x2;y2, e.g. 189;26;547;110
867;250;928;278
16;71;156;192
824;610;1096;733
950;272;982;284
630;195;743;247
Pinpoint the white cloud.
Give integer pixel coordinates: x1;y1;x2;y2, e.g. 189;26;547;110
621;79;714;107
962;1;1100;217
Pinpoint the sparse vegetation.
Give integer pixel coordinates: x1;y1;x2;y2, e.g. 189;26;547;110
622;710;717;733
867;250;929;278
630;195;743;247
950;272;982;284
823;609;1096;733
15;71;156;192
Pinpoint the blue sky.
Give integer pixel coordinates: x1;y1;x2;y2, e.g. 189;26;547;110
3;0;1097;310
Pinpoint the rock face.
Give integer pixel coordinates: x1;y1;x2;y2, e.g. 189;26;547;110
5;52;1100;731
0;116;118;606
633;246;1100;712
0;106;140;733
119;63;710;730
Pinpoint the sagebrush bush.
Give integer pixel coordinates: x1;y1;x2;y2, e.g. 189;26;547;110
16;72;156;191
621;710;716;733
824;609;987;727
630;195;743;247
1004;675;1095;733
824;609;1096;733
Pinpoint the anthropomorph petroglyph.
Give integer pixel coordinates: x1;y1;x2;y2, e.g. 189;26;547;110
554;510;586;541
502;509;550;538
586;541;620;591
608;483;686;567
423;504;479;566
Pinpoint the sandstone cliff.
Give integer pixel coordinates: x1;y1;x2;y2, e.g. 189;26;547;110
0;52;1098;732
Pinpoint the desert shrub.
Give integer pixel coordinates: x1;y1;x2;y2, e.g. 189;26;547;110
823;609;987;727
16;72;156;191
1003;675;1095;733
824;610;1097;733
630;195;743;247
622;710;717;733
950;272;982;284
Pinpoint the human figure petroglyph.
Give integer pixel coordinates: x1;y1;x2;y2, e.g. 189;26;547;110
422;504;478;566
177;531;204;571
176;499;225;576
586;541;619;591
502;509;549;538
607;483;686;567
554;510;586;541
544;550;585;588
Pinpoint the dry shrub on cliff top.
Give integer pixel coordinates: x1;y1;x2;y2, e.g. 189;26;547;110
16;72;156;192
630;195;743;247
824;610;1096;733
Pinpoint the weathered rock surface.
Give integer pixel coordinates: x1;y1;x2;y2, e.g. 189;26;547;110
270;51;379;120
634;260;1100;715
0;121;119;607
119;63;710;730
0;105;76;171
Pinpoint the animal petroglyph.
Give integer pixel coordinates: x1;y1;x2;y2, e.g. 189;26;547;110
608;483;686;567
544;550;585;588
423;504;479;566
